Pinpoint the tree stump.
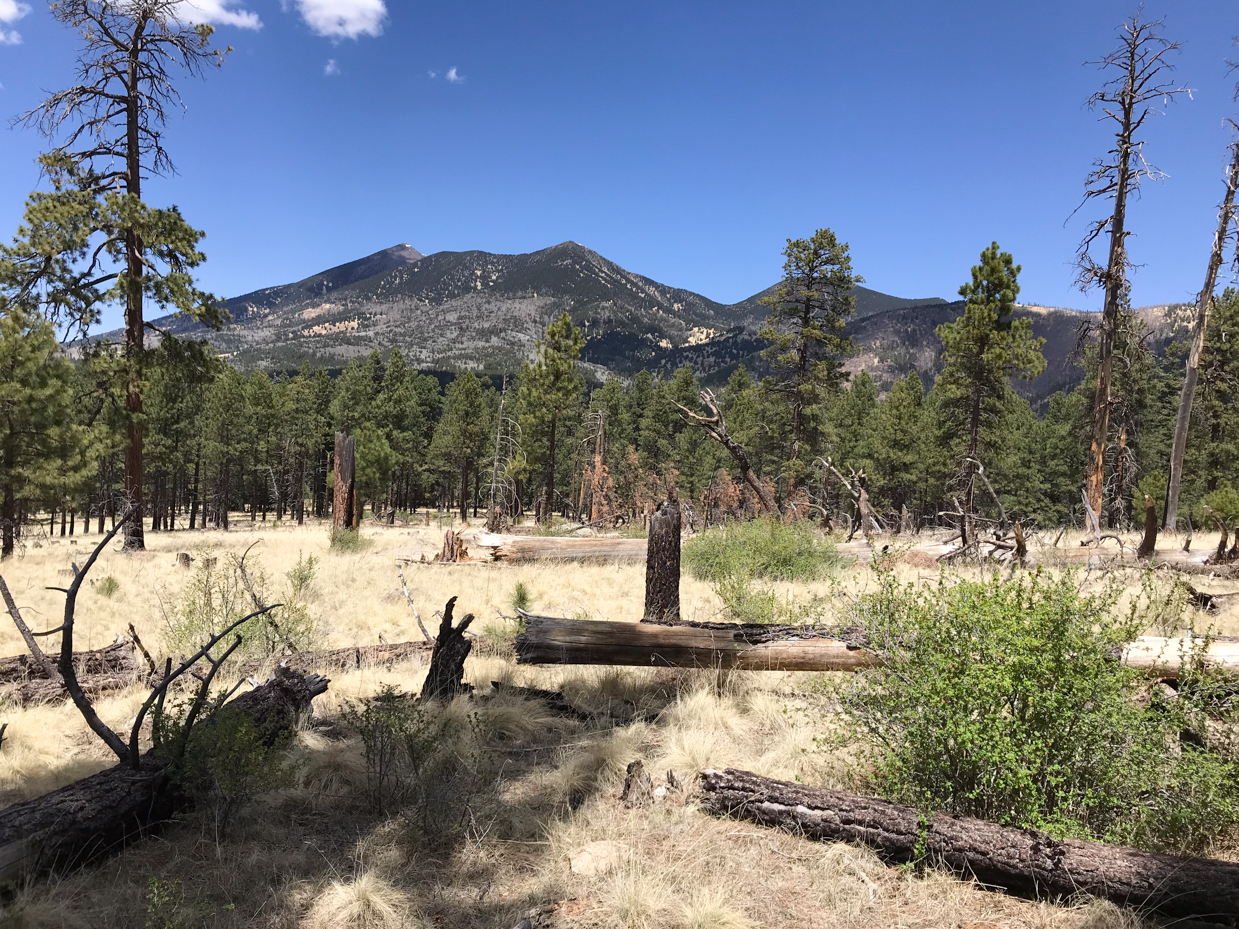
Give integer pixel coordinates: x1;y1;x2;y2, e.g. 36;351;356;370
175;552;193;569
1137;494;1158;560
332;432;356;533
420;596;474;701
433;529;468;563
641;499;681;624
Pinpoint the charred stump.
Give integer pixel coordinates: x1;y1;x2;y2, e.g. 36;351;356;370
332;432;357;533
420;596;474;701
1136;494;1158;560
641;499;681;624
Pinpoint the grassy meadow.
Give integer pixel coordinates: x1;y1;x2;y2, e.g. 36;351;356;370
1;517;1237;929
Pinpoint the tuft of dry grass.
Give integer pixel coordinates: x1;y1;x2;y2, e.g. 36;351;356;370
301;872;416;929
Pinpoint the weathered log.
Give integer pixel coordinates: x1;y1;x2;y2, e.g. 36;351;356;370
0;637;138;685
0;667;328;883
642;500;681;624
515;614;871;671
698;767;1239;918
515;614;1239;676
1137;494;1158;560
420;597;474;700
467;531;647;563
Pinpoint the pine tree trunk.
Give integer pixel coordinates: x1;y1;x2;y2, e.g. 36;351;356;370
1;482;14;560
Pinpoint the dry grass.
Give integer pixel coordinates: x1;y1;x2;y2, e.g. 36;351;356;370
0;517;1226;928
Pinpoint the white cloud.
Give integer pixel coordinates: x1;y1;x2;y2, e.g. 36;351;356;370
427;69;438;79
0;0;30;45
324;58;339;76
296;0;385;39
174;0;262;29
445;66;463;83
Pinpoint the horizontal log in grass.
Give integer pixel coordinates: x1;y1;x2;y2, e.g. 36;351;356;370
699;767;1239;918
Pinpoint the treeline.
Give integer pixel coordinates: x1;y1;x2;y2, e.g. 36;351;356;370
2;276;1237;552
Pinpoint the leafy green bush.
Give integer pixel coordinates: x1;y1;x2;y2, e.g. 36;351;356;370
1195;482;1239;527
683;517;838;583
683;518;837;624
328;527;368;552
160;551;320;660
846;569;1239;852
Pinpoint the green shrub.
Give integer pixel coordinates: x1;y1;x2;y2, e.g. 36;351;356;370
683;518;837;624
342;686;484;841
329;527;368;552
1194;482;1239;527
160;552;320;660
683;517;838;583
846;568;1239;852
96;574;119;598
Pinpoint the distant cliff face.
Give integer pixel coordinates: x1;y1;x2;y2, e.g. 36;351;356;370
112;241;1187;405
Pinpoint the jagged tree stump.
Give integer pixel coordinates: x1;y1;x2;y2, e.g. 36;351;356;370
333;432;357;532
420;596;474;700
1137;494;1158;560
641;499;681;624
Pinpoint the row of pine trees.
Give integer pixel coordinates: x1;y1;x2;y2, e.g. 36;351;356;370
2;233;1238;554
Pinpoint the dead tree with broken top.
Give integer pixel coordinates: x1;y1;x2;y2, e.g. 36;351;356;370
1074;13;1189;520
1164;137;1239;529
672;388;779;516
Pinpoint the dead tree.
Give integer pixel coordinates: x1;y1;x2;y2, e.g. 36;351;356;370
420;596;474;700
671;389;778;515
1075;13;1189;519
1080;489;1124;551
333;432;357;532
642;499;681;624
699;768;1239;918
1136;493;1159;559
819;458;878;541
1165;138;1239;529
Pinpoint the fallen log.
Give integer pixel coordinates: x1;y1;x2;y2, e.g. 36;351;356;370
0;666;328;883
515;614;1239;676
468;531;647;563
0;637;138;684
698;767;1239;918
515;613;870;671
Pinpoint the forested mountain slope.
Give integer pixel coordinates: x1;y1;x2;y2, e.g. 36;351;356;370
128;241;1189;405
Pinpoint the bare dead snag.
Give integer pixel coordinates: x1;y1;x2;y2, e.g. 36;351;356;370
420;596;474;701
396;563;435;642
699;767;1239;918
1080;489;1124;551
671;389;779;515
642;499;681;624
1013;522;1028;564
1137;494;1159;560
332;432;357;532
1205;507;1230;564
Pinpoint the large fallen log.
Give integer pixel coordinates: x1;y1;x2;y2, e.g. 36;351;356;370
467;531;647;563
0;637;138;684
699;767;1239;918
0;666;328;883
515;614;1239;676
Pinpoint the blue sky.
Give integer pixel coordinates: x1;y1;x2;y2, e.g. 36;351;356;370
2;1;1239;332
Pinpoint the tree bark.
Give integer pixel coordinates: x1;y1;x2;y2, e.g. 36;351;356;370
1165;141;1239;529
468;532;646;563
641;499;681;624
699;767;1239;918
0;667;328;883
0;638;136;685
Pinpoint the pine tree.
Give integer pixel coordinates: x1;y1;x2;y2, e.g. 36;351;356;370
935;243;1045;514
759;228;861;490
518;313;585;522
0;308;84;556
867;371;927;518
431;372;494;521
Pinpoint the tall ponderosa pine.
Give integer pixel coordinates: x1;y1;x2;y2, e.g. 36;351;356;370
759;228;861;490
3;0;233;550
518;313;584;522
935;243;1045;514
431;372;494;520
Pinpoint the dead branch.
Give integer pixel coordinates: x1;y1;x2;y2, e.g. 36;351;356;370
672;389;779;515
396;563;434;643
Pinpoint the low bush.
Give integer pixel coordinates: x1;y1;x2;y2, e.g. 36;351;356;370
683;517;838;583
329;527;369;552
684;518;837;624
846;568;1239;853
95;574;119;598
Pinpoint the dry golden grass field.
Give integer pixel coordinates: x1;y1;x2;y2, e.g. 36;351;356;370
0;518;1236;929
